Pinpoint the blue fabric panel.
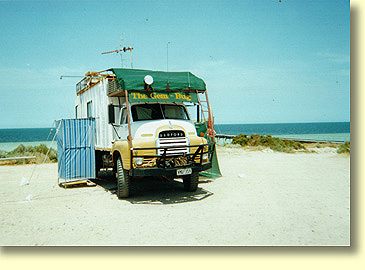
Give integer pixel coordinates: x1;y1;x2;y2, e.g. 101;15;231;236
56;118;96;181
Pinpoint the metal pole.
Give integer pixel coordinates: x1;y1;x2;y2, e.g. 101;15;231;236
120;53;124;68
197;105;200;123
130;49;133;69
167;42;170;72
124;90;133;147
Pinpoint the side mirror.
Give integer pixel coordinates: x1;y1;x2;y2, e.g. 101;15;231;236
108;104;115;124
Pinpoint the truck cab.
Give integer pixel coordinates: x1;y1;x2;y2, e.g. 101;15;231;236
75;68;217;198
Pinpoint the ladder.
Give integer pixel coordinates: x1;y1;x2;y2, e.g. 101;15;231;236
196;90;216;142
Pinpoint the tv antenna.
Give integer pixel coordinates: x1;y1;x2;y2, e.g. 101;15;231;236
166;41;171;72
101;46;134;68
59;75;83;80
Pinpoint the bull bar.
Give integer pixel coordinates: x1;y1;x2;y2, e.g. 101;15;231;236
129;143;215;177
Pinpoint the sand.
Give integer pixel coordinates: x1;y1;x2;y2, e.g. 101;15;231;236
0;146;350;246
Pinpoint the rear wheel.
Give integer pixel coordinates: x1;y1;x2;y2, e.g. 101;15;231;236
116;157;130;198
183;172;199;191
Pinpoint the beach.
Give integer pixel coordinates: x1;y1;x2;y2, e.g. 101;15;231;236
0;145;350;246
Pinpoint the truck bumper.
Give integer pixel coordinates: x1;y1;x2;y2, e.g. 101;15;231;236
130;163;212;177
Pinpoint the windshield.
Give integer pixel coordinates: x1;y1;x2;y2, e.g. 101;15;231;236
131;104;189;121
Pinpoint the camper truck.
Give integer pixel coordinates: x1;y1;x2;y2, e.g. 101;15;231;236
74;68;218;198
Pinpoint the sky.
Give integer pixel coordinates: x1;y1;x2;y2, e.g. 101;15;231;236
0;0;350;128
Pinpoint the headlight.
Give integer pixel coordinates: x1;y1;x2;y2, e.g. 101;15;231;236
134;157;144;165
202;153;209;160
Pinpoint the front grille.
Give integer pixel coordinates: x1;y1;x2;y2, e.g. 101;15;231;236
156;137;189;156
159;130;185;138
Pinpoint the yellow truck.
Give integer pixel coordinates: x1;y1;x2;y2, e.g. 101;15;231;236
75;68;219;198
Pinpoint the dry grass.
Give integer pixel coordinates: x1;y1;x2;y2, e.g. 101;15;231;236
337;141;350;155
232;134;307;153
0;144;57;166
232;134;349;155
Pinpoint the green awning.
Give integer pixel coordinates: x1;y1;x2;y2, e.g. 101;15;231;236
109;68;206;92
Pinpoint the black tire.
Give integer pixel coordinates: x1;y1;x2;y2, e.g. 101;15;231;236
183;172;199;192
116;157;130;198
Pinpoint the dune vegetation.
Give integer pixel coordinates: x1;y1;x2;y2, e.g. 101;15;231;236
337;141;350;154
0;138;351;166
232;134;350;154
0;144;57;165
232;134;307;153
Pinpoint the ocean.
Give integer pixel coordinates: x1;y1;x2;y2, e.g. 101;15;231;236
215;122;350;142
0;122;350;151
0;128;58;152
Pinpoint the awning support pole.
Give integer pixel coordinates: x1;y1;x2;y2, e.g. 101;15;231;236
125;90;133;149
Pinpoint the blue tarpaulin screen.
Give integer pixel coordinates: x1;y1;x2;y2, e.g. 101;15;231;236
56;118;96;181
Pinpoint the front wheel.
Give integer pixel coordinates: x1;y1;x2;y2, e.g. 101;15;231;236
183;172;199;192
116;157;130;198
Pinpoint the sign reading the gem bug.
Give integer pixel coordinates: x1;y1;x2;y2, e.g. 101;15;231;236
129;91;198;104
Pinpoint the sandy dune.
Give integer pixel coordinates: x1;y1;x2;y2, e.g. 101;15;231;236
0;146;350;246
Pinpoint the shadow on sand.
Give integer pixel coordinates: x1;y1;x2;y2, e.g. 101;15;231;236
92;171;213;205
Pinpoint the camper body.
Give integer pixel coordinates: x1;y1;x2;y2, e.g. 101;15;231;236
75;68;216;198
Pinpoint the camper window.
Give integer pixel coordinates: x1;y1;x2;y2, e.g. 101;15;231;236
87;101;93;118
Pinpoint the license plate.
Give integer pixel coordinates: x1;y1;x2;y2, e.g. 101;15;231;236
177;168;192;176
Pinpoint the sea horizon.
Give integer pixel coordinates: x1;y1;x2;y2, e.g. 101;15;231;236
0;121;350;151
